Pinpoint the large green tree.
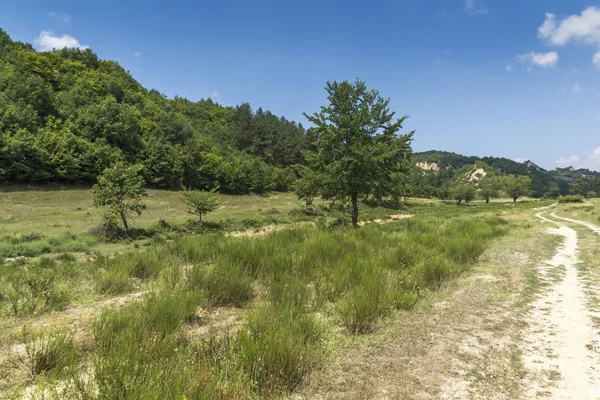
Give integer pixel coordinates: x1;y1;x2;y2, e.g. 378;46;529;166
304;79;413;227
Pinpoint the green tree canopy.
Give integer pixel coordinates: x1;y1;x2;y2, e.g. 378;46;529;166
181;187;220;222
478;175;503;204
303;79;413;227
92;162;147;230
504;175;532;203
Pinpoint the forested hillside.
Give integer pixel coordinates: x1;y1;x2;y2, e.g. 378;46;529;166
0;29;308;192
412;150;600;198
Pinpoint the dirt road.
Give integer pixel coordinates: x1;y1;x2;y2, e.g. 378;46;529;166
524;211;600;399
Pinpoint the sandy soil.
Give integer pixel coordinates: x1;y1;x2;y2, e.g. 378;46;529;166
524;212;600;399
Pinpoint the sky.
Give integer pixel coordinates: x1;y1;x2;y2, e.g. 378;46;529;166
1;0;600;171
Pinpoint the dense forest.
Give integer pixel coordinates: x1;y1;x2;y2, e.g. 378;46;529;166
0;29;308;193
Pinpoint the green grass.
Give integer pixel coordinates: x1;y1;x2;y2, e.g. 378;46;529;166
0;188;546;398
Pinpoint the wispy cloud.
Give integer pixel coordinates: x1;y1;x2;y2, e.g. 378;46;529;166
134;52;141;57
572;82;582;93
34;31;88;52
505;64;512;72
48;12;70;22
464;0;488;15
516;51;559;68
210;91;219;98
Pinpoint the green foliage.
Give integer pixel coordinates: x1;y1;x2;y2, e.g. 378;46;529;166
545;183;561;199
92;162;147;230
0;31;305;193
237;302;323;396
449;184;476;205
2;261;70;315
559;195;585;203
21;328;77;378
337;271;389;334
587;191;597;198
181;187;220;222
503;175;532;202
478;175;503;203
293;166;320;207
304;79;413;227
186;260;254;307
413;151;570;198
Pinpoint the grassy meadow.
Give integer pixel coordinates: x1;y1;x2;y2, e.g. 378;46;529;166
0;186;551;399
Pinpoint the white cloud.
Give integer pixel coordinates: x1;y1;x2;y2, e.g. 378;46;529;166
555;148;600;170
35;31;88;52
555;155;581;167
134;52;141;57
572;82;582;93
505;64;512;72
586;147;600;169
49;12;70;22
594;52;600;69
514;157;526;163
538;7;600;46
516;51;559;68
210;91;219;98
573;68;580;74
464;0;488;15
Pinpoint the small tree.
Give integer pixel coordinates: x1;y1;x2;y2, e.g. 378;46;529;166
546;184;561;199
92;163;147;231
504;175;532;203
181;187;220;222
478;176;502;204
450;184;476;205
293;166;321;208
303;79;414;227
587;191;597;199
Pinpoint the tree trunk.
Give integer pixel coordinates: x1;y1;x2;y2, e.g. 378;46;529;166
513;196;518;203
121;211;129;231
376;195;382;208
351;192;359;228
486;197;490;204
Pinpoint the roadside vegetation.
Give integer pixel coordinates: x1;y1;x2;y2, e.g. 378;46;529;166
0;200;520;398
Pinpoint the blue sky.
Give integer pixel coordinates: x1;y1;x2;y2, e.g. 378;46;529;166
2;0;600;170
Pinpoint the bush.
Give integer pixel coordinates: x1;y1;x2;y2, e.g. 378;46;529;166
237;304;323;396
22;328;77;378
187;260;253;307
587;191;597;199
559;195;584;203
4;265;70;315
336;271;389;334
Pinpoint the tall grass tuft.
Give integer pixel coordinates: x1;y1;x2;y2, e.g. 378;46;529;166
21;328;77;378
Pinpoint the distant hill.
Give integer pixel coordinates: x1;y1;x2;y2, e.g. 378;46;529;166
413;151;565;197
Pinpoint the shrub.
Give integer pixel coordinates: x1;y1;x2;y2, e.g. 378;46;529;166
96;267;133;295
559;195;584;203
336;271;389;334
22;328;77;378
237;304;323;396
587;191;597;199
4;266;70;315
187;260;253;307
